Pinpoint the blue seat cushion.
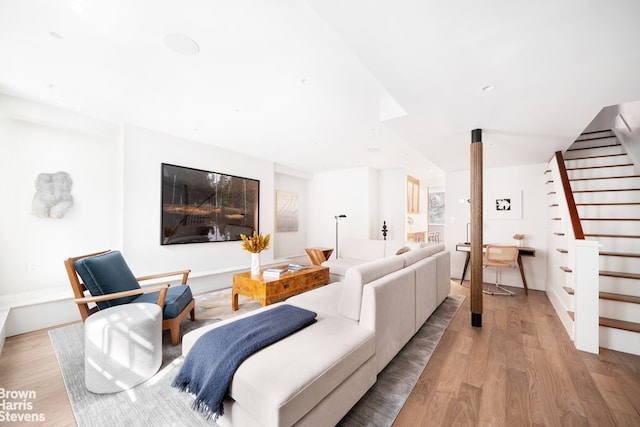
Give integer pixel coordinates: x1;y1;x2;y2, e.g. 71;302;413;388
74;251;141;310
133;285;193;320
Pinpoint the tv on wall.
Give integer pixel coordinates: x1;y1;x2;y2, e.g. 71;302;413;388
161;163;259;245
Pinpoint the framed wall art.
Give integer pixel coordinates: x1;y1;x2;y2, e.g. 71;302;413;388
486;190;522;219
275;190;299;232
161;163;259;244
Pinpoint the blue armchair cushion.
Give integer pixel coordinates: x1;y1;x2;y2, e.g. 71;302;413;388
74;251;141;310
133;285;193;320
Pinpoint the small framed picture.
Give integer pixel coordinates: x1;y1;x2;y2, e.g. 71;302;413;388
486;190;522;219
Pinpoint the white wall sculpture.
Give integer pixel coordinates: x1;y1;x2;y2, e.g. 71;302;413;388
31;171;74;218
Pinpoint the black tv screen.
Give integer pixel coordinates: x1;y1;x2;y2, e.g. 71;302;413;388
161;163;259;245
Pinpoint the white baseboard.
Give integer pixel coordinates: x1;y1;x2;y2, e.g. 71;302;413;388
0;308;9;355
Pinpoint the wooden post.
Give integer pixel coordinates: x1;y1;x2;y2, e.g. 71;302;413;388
470;129;483;327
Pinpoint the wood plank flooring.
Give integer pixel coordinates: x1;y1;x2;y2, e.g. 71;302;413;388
1;282;639;426
0;322;76;426
394;282;640;426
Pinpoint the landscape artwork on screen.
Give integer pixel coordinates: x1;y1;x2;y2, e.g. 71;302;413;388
161;163;259;245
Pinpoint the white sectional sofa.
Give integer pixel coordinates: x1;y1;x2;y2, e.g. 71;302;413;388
322;238;441;280
181;244;450;427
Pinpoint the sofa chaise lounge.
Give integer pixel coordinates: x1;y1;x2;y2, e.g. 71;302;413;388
181;243;450;427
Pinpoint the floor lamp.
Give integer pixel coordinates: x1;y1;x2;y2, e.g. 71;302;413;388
334;214;347;259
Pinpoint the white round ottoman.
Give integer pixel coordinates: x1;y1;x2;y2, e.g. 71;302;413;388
84;303;162;394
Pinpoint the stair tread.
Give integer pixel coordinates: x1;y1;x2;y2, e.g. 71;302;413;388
600;251;640;258
560;266;572;273
567;312;640;333
566;163;633;171
573;137;617;143
599;292;640;304
557;248;568;253
565;153;627;161
585;233;640;239
570;175;640;181
577;202;640;206
573;188;640;193
600;270;640;280
563;286;574;295
581;217;640;221
567;143;621;151
579;129;613;135
600;317;640;333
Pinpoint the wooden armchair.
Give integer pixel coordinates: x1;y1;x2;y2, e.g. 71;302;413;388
64;250;195;345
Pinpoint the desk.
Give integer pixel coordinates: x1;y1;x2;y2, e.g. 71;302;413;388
456;243;536;295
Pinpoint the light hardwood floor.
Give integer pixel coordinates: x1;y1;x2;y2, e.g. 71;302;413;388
1;282;639;426
395;282;640;426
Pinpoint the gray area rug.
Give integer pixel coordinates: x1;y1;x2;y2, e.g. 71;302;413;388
50;294;464;427
338;294;464;427
49;317;220;427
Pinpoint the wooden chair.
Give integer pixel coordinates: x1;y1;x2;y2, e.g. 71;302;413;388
64;250;195;345
482;245;518;296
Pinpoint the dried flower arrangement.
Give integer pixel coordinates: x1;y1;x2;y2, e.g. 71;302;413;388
240;231;271;253
512;233;525;240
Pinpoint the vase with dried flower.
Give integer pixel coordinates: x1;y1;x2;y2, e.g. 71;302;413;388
513;233;525;247
240;231;271;277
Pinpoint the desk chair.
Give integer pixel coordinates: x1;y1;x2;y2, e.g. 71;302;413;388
483;245;518;296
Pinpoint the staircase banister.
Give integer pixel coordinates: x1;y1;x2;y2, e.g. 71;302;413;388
555;151;585;239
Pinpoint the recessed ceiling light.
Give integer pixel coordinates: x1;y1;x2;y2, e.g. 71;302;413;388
481;85;494;92
367;147;381;153
164;33;199;56
49;31;63;40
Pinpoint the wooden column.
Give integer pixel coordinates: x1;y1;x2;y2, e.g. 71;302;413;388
470;129;483;327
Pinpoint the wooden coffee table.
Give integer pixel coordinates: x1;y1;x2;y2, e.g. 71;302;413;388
232;265;330;311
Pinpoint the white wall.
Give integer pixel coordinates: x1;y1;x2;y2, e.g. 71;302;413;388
445;163;549;291
0;96;279;335
307;167;379;257
0;108;118;298
121;125;276;282
379;169;407;242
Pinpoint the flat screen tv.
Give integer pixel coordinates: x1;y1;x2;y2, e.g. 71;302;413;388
161;163;259;245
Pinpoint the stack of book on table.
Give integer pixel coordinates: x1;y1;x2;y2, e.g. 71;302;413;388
262;264;308;279
262;267;288;279
287;263;307;272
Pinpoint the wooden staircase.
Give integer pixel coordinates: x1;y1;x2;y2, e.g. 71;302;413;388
562;129;640;354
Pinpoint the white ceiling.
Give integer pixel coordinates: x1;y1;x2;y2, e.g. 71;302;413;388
1;0;640;184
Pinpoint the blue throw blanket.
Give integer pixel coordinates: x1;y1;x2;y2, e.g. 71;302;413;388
172;304;317;420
